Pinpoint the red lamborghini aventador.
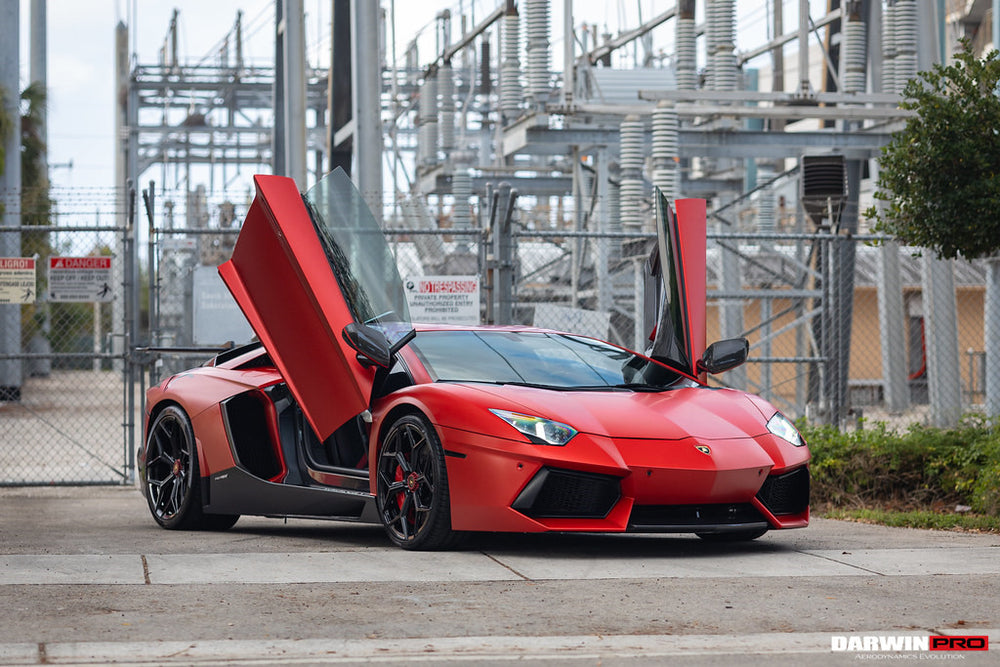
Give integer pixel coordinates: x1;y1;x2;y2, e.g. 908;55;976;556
138;168;810;550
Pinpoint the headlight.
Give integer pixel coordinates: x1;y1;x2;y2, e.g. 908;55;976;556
489;409;578;446
766;411;804;447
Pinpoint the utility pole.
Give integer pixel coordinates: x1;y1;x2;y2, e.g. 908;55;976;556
0;0;23;401
30;0;46;180
29;0;52;378
114;21;129;374
283;0;308;187
328;0;353;176
988;0;1000;416
797;0;810;95
351;0;383;223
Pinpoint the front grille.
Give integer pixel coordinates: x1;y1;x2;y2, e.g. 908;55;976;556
512;468;621;519
756;466;810;516
629;503;765;530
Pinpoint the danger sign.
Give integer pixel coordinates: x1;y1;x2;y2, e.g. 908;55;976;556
49;256;115;302
0;257;37;304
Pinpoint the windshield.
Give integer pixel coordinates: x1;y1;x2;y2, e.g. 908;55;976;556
303;168;412;347
409;330;681;390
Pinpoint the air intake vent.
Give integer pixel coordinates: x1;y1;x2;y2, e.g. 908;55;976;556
223;391;283;481
512;468;621;519
800;154;847;228
756;467;810;516
629;503;765;531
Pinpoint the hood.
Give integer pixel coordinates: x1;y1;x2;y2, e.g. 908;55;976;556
464;383;771;441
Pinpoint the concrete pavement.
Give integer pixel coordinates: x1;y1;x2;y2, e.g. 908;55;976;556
0;485;997;665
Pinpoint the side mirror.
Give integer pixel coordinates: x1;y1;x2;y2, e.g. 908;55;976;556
342;323;392;369
698;338;749;375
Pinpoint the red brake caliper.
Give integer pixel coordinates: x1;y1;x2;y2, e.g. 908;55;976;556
397;465;421;517
394;466;405;509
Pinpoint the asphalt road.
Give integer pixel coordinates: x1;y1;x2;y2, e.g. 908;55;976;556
0;485;997;666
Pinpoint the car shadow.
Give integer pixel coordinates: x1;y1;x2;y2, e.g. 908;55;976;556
222;518;797;558
463;531;795;558
222;519;389;548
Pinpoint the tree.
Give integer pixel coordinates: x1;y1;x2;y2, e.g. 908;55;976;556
867;40;1000;260
868;39;1000;418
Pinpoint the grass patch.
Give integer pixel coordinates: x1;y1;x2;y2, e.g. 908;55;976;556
822;508;1000;533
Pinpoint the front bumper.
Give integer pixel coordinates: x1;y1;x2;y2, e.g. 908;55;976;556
440;426;810;533
511;463;809;533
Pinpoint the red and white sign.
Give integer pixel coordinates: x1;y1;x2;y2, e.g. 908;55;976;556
0;257;37;304
404;275;480;325
49;256;115;302
50;257;112;270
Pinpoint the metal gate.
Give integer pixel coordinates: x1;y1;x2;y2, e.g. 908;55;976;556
0;216;133;485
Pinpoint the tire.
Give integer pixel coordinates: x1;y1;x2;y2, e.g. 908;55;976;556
143;405;239;531
375;413;457;550
696;528;768;542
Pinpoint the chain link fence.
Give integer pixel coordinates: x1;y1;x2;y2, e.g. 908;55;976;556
143;212;993;432
486;228;833;420
4;184;996;486
384;212;992;429
140;185;249;388
506;229;992;429
1;186;131;485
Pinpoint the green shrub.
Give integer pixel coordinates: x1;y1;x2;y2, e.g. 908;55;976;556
801;416;1000;515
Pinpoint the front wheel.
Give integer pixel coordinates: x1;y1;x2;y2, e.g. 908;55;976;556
143;405;239;531
375;413;457;550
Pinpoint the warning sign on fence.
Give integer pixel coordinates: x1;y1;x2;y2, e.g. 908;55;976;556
404;275;480;325
0;257;37;304
48;256;115;302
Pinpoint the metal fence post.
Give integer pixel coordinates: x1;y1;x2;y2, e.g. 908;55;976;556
923;254;963;427
809;232;830;422
123;183;137;482
878;240;910;412
985;257;1000;416
831;232;854;426
718;236;746;391
633;258;644;351
491;182;517;324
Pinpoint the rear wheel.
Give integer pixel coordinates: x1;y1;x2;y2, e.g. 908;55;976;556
143;405;239;531
376;413;457;550
696;528;768;542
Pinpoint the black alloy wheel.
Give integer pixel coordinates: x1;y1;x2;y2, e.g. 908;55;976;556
376;413;457;550
143;405;239;531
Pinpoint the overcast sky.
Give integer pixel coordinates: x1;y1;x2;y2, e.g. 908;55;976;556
13;0;811;201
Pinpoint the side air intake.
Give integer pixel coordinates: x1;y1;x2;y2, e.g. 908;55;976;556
512;468;621;519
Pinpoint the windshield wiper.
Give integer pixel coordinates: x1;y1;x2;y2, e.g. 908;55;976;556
439;379;565;390
501;381;570;390
504;382;665;392
443;380;664;392
612;383;666;392
506;381;666;392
